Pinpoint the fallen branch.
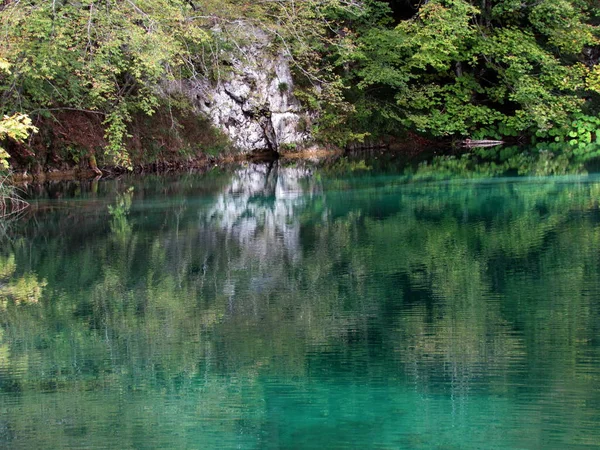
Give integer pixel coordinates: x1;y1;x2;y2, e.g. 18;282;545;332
462;139;504;148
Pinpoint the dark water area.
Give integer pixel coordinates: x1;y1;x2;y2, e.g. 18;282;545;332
1;155;600;448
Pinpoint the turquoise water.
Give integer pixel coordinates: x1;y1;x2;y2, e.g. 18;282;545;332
1;163;600;449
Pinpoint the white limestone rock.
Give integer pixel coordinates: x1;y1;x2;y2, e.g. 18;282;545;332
172;24;311;152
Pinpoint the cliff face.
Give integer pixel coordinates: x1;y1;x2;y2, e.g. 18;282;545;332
173;25;311;153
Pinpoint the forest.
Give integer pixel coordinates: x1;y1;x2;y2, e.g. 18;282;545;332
0;0;599;171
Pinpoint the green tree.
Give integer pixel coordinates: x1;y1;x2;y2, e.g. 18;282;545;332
0;0;213;167
0;0;373;164
352;0;600;142
0;59;37;170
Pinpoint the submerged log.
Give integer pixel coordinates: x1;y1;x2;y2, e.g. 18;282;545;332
462;139;504;148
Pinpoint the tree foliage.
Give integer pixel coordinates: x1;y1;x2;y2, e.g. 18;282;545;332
0;0;370;165
352;0;600;142
0;0;214;167
0;59;37;170
1;0;599;160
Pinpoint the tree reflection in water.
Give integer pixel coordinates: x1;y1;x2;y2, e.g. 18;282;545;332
0;160;599;448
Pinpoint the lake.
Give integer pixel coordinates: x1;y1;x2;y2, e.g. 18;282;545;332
1;156;600;449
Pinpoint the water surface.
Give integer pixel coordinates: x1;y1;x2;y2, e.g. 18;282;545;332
1;162;600;449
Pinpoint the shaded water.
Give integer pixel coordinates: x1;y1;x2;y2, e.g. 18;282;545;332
1;161;600;448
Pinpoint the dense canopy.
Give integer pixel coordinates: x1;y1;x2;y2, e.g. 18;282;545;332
0;0;599;167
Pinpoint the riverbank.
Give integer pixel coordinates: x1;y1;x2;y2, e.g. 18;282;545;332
9;154;237;184
7;147;348;185
6;131;440;185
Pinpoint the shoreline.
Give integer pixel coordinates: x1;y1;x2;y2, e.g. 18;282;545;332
7;136;437;185
7;134;438;185
8;147;346;185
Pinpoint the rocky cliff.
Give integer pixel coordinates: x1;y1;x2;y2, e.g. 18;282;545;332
171;24;311;153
